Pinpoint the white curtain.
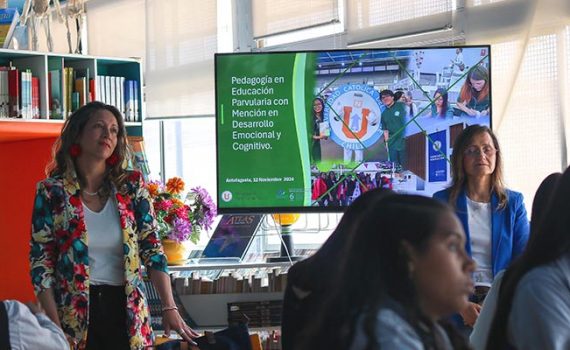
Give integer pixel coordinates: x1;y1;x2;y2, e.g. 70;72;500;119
145;0;217;118
463;0;570;208
252;0;338;38
87;0;146;59
347;0;453;46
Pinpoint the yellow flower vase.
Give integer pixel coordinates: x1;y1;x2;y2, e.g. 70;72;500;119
161;239;188;265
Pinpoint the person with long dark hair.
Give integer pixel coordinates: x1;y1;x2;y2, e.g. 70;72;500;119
486;166;570;350
281;188;394;350
30;102;199;349
469;172;562;350
433;125;529;331
298;195;475;350
430;88;453;119
311;97;327;163
454;65;490;117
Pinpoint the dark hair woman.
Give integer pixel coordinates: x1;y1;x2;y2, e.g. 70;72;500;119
430;88;453;119
30;102;199;349
298;195;475;350
433;125;529;332
311;97;326;163
281;187;394;350
487;167;570;350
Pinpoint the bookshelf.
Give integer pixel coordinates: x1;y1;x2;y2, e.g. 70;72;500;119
0;48;144;300
0;48;144;141
169;261;292;330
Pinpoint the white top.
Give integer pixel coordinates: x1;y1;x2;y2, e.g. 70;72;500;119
4;300;68;350
350;308;453;350
467;196;493;286
84;197;125;286
470;270;505;350
508;253;570;350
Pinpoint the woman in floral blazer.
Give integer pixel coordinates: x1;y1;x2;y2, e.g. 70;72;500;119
30;102;198;349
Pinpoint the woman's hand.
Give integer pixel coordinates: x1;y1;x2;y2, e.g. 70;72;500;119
162;309;200;344
460;301;482;327
456;101;478;116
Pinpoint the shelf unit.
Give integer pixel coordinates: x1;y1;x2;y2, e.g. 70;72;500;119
170;261;292;329
0;48;144;142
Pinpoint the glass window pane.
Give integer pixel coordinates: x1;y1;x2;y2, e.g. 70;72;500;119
146;0;217;117
348;0;452;30
253;0;339;38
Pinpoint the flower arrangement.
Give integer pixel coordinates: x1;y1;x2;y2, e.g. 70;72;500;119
147;177;217;244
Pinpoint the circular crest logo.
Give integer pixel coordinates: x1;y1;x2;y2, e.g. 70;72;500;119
323;84;383;150
221;191;233;202
432;140;442;152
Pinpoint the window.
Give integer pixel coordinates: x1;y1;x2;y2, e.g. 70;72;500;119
145;0;217;118
348;0;452;29
494;34;565;208
253;0;339;38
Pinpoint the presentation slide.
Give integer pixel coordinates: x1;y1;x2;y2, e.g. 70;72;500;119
216;47;491;213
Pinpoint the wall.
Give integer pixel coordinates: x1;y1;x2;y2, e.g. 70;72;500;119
0;137;56;300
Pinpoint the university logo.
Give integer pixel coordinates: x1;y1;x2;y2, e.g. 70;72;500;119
221;191;233;202
432;140;442;152
324;84;383;150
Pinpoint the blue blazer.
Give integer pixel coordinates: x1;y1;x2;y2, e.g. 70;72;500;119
433;188;530;277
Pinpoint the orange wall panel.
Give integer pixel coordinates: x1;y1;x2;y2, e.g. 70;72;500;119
0;137;56;301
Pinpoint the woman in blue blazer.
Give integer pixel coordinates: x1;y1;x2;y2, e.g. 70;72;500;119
433;125;529;331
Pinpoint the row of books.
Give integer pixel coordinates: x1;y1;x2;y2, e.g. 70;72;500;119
0;66;40;119
228;300;283;328
95;75;140;122
174;269;288;295
0;64;140;121
49;69;140;122
49;67;92;120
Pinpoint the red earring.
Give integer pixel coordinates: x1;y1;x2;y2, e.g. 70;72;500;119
70;144;81;158
106;152;120;166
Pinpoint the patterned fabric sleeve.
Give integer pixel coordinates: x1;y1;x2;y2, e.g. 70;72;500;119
131;171;169;274
30;181;57;294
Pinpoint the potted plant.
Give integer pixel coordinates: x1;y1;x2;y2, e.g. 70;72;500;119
147;177;217;265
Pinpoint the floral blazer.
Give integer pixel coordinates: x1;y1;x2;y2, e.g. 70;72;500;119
30;170;169;350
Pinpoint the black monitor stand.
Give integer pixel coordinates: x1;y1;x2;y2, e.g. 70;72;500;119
268;224;303;262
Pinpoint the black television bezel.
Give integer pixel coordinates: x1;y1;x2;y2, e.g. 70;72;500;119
215;44;493;214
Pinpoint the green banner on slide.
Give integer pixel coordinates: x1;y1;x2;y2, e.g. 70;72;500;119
216;52;317;210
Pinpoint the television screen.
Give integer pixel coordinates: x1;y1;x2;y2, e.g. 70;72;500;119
215;46;491;213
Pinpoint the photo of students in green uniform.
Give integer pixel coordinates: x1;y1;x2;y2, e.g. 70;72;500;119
380;89;407;169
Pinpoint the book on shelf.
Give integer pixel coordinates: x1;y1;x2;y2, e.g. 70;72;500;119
117;76;125;118
124;79;135;122
133;80;139;122
64;67;74;118
89;78;95;102
0;68;8;118
49;69;63;119
201;214;264;261
75;67;90;107
31;76;39;118
19;69;33;119
8;66;19;118
0;8;19;49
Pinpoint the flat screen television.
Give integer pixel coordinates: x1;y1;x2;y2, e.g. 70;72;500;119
215;46;491;213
